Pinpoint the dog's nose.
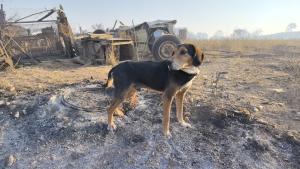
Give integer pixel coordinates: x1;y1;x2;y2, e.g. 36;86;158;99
193;59;201;66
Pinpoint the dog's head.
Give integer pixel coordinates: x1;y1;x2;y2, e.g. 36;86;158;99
171;44;204;74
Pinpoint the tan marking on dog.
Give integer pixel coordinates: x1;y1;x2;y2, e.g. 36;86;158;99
106;77;113;88
195;46;204;63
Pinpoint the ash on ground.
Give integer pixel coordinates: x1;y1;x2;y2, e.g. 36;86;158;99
0;83;299;169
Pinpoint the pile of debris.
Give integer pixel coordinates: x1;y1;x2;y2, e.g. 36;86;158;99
0;5;75;70
1;4;184;69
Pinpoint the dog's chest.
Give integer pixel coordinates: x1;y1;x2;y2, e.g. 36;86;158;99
170;70;196;87
179;76;195;91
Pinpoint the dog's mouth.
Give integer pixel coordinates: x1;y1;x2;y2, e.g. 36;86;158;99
181;66;200;74
171;61;200;74
171;61;183;70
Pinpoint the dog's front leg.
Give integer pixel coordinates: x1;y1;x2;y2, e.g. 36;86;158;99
176;87;192;128
162;88;177;137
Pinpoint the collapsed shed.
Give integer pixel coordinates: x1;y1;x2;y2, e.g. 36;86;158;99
0;5;76;69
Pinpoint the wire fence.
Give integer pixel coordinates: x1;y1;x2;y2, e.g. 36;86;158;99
4;21;64;60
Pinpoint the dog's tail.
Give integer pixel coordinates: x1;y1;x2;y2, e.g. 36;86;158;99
103;67;115;88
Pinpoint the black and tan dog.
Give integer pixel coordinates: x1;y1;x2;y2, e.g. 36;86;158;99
105;44;204;136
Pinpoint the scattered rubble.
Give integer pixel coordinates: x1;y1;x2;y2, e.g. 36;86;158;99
13;111;20;118
5;155;16;167
272;88;284;93
0;100;5;107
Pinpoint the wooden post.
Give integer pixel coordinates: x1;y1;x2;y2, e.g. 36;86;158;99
0;40;14;69
57;5;75;58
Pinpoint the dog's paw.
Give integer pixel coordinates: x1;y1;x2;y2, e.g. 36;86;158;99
180;121;192;128
114;109;125;118
107;123;117;131
163;130;172;138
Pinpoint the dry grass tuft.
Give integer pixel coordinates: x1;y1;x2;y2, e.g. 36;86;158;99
186;39;300;52
0;60;111;92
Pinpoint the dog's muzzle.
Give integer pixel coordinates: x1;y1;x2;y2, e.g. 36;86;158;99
171;61;183;70
171;61;200;75
193;58;201;67
181;66;200;74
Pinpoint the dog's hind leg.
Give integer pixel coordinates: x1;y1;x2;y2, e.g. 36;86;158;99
107;84;130;130
107;97;123;130
114;86;137;116
127;87;138;109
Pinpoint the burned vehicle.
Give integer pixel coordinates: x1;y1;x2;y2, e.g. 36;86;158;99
117;20;181;60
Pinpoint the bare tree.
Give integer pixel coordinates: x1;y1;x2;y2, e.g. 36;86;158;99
196;32;209;39
252;29;263;38
91;23;104;31
286;23;297;32
7;13;19;22
231;29;250;39
211;30;225;39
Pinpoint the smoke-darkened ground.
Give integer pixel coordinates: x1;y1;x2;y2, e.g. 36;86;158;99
0;41;300;168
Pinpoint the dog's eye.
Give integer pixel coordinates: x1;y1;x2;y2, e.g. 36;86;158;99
180;50;187;55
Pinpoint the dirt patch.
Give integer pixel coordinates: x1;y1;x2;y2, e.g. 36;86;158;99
0;59;110;93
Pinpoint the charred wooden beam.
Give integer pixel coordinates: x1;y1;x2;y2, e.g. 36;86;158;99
7;20;57;24
37;9;56;21
14;9;54;22
57;5;76;58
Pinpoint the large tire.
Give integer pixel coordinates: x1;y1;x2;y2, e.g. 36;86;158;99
147;34;155;52
152;34;181;60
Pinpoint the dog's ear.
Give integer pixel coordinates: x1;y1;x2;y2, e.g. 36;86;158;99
177;44;185;48
172;44;181;56
183;44;196;57
172;44;184;56
196;46;204;63
184;44;204;62
201;53;204;62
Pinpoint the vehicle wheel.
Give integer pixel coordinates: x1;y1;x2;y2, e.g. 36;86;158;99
147;34;155;51
152;34;181;60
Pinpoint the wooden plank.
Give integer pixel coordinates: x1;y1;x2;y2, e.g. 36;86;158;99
111;41;133;46
89;34;113;40
110;38;132;41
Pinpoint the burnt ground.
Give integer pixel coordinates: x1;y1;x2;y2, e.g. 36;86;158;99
0;45;300;168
